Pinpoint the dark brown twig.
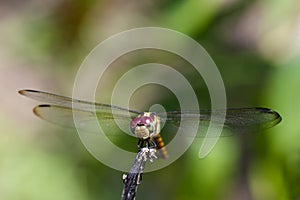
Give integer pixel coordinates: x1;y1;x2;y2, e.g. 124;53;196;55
121;148;157;200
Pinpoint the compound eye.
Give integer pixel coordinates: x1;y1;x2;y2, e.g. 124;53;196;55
131;117;140;127
140;116;152;125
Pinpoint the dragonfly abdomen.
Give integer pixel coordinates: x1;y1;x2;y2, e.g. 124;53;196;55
152;133;168;159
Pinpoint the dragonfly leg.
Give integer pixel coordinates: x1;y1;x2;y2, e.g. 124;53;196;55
136;139;143;149
136;138;156;149
146;138;156;149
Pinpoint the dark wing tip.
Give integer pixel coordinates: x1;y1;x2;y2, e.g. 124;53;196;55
256;107;282;128
18;89;26;95
36;104;51;108
33;104;51;117
258;107;282;120
18;89;38;96
269;109;282;125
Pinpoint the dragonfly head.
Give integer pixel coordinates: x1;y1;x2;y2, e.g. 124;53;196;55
130;112;157;139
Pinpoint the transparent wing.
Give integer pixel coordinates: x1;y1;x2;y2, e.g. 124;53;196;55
19;89;140;136
19;90;282;138
158;108;282;137
19;89;140;114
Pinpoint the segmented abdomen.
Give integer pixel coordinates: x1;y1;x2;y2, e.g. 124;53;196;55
152;133;168;159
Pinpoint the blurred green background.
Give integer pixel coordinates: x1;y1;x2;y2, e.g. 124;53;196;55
1;0;300;199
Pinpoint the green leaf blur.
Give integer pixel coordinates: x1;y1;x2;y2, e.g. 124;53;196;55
1;0;299;199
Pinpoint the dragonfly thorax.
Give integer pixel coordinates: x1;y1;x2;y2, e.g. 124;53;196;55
130;112;160;139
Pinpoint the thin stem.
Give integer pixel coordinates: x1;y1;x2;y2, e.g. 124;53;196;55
121;148;156;200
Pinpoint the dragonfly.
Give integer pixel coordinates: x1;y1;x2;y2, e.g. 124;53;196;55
19;89;282;158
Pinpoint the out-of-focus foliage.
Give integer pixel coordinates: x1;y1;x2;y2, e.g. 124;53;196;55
0;0;299;199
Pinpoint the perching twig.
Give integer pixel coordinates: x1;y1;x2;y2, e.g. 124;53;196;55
121;148;157;200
